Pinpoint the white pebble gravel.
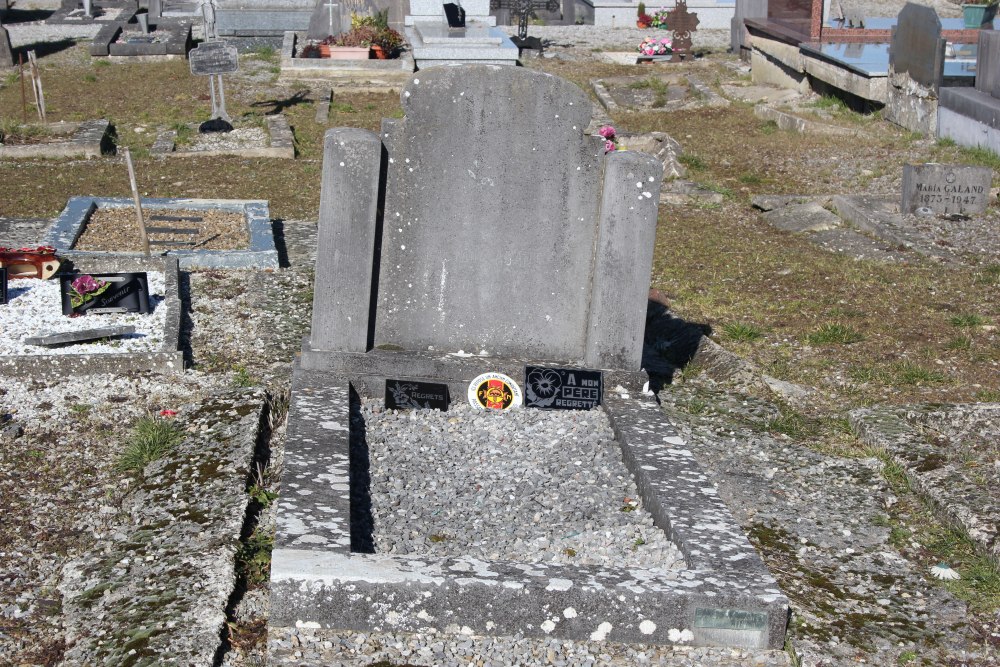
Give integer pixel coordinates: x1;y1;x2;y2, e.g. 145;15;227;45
0;274;165;355
361;400;686;571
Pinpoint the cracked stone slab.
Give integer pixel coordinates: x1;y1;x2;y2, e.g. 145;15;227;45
851;403;1000;568
270;367;789;650
761;202;842;233
58;389;267;667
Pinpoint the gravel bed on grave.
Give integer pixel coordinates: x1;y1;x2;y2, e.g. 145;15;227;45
75;207;248;252
0;273;165;355
182;126;269;153
360;399;686;570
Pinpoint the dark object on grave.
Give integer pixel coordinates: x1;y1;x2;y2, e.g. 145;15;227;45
0;246;61;279
490;0;557;41
60;272;150;316
665;0;699;62
199;117;234;133
0;267;6;304
511;35;543;53
443;2;465;28
524;365;603;410
385;379;450;411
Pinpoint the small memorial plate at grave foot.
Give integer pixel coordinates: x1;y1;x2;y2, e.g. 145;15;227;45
385;379;450;411
60;272;150;317
0;268;6;305
443;2;466;27
524;365;603;410
468;372;522;411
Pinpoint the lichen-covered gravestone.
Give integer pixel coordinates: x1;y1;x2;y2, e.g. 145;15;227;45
270;64;789;655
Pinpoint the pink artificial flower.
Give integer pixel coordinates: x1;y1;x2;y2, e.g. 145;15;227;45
605;139;616;153
598;125;616;140
159;409;178;418
71;274;104;295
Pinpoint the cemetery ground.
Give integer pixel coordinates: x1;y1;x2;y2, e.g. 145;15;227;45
0;35;998;667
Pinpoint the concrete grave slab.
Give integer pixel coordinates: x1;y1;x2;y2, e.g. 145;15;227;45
45;197;278;270
0;120;114;159
91;9;192;58
0;255;183;377
149;115;295;158
270;368;790;649
753;104;863;136
23;325;136;346
762;201;842;233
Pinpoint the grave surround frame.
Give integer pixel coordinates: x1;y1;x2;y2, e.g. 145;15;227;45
270;64;790;650
45;197;279;270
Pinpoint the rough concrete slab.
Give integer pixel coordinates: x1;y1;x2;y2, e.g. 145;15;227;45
751;194;832;211
801;53;888;103
24;325;136;346
720;83;801;104
278;32;415;91
0;119;114;159
753;104;861;136
0;255;184;377
660;180;726;206
0;217;51;247
938;100;1000;153
762;201;842;233
45;197;279;270
150;115;295;159
851;403;1000;568
59;389;267;666
269;367;789;649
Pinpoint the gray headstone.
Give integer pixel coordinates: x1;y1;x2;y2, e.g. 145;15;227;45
889;2;945;91
137;12;150;33
329;66;659;369
149;0;163;20
307;0;344;40
24;326;137;347
0;22;12;69
976;30;1000;99
901;164;993;216
731;0;766;54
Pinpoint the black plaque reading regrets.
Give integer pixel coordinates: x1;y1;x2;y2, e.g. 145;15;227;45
60;272;150;316
524;366;603;410
0;268;7;305
385;379;450;411
189;41;240;76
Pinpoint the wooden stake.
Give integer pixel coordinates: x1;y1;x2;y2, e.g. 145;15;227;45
18;52;26;122
123;147;151;256
26;50;45;122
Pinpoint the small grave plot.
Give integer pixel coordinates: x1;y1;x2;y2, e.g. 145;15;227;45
73;207;249;252
0;273;166;356
607;74;691;111
360;400;686;571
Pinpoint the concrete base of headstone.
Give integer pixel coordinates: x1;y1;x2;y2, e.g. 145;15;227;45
884;73;938;135
0;255;184;377
91;10;193;56
801;53;887;103
749;36;810;95
216;0;314;36
0;120;114;159
939;87;1000;153
45;197;279;270
270;366;790;650
279;31;415;89
406;22;518;67
590;0;733;29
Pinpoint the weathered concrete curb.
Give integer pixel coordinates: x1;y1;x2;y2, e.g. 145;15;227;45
0;119;114;159
0;255;184;377
58;389;267;666
45;196;279;270
269;368;789;650
850;403;1000;568
753;104;860;136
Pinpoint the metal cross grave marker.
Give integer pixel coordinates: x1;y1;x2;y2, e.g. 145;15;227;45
666;0;699;62
489;0;558;40
189;41;239;124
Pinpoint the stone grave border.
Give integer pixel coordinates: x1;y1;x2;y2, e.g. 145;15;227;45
149;115;295;159
0;254;184;377
592;74;729;113
270;368;790;650
0;120;114;159
91;10;192;58
45;197;279;270
278;32;415;90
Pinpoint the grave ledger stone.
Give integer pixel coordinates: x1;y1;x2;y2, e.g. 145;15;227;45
302;64;663;389
901;163;992;216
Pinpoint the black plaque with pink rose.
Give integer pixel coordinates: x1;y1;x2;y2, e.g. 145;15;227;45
60;272;150;316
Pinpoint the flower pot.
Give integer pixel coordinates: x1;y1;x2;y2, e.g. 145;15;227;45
327;46;371;59
637;21;649;28
371;44;388;59
963;3;998;28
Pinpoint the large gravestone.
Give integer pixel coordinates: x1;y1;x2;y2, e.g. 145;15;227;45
304;65;662;379
885;3;945;134
901;163;992;216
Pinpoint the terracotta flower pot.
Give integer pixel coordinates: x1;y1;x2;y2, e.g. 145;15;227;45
371;44;388;59
637;21;649;28
327;46;371;59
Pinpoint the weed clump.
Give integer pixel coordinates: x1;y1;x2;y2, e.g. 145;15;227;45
116;416;184;473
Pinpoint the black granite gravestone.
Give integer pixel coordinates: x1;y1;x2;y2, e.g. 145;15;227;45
443;2;465;27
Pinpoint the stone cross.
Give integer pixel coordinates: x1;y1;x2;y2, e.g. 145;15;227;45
324;0;338;33
0;21;12;69
489;0;558;40
666;0;699;62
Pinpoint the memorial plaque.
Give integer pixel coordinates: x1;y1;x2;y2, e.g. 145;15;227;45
523;365;602;410
0;267;6;305
467;372;522;411
901;164;993;216
60;272;151;316
189;41;239;76
385;379;450;411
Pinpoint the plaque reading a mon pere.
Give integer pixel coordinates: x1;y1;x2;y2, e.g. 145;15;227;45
524;365;603;410
189;41;240;76
385;379;450;411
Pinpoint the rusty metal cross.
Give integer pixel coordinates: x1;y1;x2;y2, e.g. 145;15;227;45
666;0;699;62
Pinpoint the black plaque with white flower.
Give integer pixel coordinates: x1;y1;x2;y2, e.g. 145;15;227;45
0;268;7;305
524;366;603;410
385;379;450;411
60;272;150;316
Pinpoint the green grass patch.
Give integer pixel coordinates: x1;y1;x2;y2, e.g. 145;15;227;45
946;335;972;351
804;94;846;111
949;313;987;327
893;361;947;385
959;144;1000;170
678;153;707;171
806;323;863;345
116;416;184;473
760;119;778;135
722;321;764;342
977;264;1000;285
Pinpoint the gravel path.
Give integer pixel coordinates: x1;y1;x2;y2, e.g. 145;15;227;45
362;399;686;570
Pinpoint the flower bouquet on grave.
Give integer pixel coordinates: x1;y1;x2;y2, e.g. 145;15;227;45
636;12;653;28
66;274;111;309
651;9;670;29
599;125;619;153
638;36;672;56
